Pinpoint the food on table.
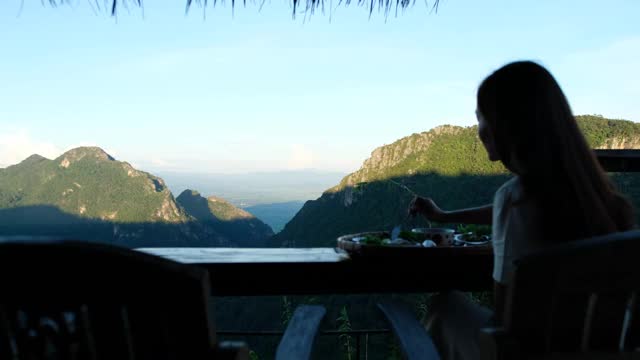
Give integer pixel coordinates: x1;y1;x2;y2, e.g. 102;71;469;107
422;240;437;248
398;231;423;242
411;228;455;246
455;232;491;243
452;224;492;246
351;232;420;246
353;233;387;246
343;225;491;248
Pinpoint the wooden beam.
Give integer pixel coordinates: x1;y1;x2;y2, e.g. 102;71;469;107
596;150;640;172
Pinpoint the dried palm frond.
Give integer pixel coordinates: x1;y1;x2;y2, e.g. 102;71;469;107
45;0;440;18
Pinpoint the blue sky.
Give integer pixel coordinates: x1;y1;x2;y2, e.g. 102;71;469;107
0;0;638;173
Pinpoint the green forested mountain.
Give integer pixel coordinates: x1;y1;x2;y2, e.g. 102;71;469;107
0;147;187;223
274;115;640;247
0;147;273;247
177;190;274;247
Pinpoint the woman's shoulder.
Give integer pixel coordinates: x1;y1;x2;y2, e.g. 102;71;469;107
498;176;521;191
495;176;522;202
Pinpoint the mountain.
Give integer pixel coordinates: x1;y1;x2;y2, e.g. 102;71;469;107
0;147;186;223
274;115;640;247
0;147;272;247
176;190;274;247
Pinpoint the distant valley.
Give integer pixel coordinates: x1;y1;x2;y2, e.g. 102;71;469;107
157;170;345;207
156;170;343;232
244;201;305;233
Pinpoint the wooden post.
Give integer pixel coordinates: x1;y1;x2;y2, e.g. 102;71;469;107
365;333;369;360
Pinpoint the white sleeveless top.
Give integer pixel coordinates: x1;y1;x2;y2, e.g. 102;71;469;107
492;177;543;284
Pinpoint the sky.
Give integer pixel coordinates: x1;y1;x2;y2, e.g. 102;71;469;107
0;0;639;174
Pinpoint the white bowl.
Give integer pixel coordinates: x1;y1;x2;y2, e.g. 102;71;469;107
411;228;455;246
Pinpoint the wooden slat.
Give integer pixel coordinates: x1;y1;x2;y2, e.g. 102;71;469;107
377;300;441;360
276;305;326;360
620;294;635;351
620;293;637;351
581;294;599;352
590;294;630;351
79;305;98;360
120;306;135;360
0;306;16;360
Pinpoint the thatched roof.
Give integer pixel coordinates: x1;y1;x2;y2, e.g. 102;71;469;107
46;0;440;18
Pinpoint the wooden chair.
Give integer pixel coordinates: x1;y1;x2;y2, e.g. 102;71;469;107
378;230;640;360
378;300;441;360
0;239;326;360
481;230;640;359
276;305;326;360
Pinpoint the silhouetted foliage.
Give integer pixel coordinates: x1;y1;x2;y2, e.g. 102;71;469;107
44;0;440;19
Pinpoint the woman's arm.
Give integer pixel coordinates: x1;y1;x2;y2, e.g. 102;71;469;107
440;205;493;225
409;197;493;225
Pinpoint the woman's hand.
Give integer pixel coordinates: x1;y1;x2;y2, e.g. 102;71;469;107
408;196;445;222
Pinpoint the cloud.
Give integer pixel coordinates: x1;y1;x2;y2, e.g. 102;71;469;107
287;144;314;170
0;130;62;167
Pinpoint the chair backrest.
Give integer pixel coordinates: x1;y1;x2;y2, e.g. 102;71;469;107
0;239;216;360
506;230;640;356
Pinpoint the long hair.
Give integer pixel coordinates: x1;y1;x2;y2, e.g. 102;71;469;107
477;61;634;241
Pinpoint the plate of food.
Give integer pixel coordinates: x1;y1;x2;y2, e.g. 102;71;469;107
410;228;455;246
453;233;491;246
453;224;492;246
337;227;491;256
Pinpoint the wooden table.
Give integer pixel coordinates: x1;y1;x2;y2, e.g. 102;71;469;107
138;247;494;296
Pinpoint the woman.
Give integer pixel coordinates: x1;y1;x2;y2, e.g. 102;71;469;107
409;61;635;360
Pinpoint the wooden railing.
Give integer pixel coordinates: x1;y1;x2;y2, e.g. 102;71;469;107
595;149;640;172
